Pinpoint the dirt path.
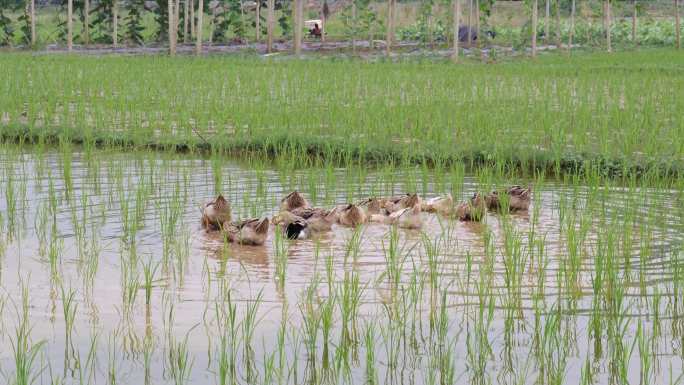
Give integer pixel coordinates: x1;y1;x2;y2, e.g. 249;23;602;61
31;39;570;58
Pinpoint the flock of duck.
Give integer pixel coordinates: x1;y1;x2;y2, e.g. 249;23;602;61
200;186;532;246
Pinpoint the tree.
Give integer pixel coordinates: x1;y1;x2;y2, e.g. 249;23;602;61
320;0;328;42
632;0;637;44
190;0;195;37
255;0;261;41
169;0;176;54
531;0;537;57
0;1;14;46
604;0;611;53
83;0;89;44
89;0;116;43
452;0;461;61
68;0;73;50
267;0;274;51
183;0;189;42
568;0;575;50
112;0;118;47
341;0;375;52
212;0;248;43
30;0;35;45
293;0;302;54
124;0;146;44
554;0;560;49
17;0;33;46
475;0;479;47
467;0;471;43
544;0;549;44
195;0;202;54
676;0;681;49
386;0;395;55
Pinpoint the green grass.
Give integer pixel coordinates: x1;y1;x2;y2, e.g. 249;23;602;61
1;49;683;177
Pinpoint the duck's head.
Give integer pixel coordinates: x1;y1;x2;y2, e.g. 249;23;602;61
470;193;485;207
359;197;384;214
280;191;309;211
404;193;421;208
212;194;229;210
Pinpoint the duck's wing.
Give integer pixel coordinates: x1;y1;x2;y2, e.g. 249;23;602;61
389;207;408;220
291;207;329;219
402;193;420;208
254;217;270;234
233;217;260;229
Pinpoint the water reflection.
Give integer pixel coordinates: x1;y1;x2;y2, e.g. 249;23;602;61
0;147;682;385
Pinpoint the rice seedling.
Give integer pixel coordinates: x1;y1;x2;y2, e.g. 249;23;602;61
215;293;238;385
59;283;78;368
273;229;288;291
242;290;264;383
9;280;47;385
3;50;684;177
141;258;161;307
164;305;196;385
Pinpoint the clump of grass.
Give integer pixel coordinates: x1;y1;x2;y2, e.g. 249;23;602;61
9;280;47;385
2;51;684;177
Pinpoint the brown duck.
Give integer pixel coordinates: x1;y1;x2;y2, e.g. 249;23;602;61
337;204;367;227
290;206;339;232
280;191;310;212
385;203;423;229
224;217;270;246
422;193;454;216
201;195;231;230
485;185;532;212
455;193;486;222
383;193;421;214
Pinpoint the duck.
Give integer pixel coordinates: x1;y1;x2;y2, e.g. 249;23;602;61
422;193;454;216
485;185;531;212
289;206;339;232
201;195;231;230
371;203;422;229
224;217;270;246
507;185;532;211
280;191;310;212
337;204;367;227
455;193;486;222
387;203;423;229
357;197;386;216
383;193;421;214
272;210;308;240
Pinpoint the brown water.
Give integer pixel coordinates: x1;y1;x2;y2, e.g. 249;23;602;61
0;147;683;385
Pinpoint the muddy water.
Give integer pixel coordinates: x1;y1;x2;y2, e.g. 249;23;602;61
0;147;682;385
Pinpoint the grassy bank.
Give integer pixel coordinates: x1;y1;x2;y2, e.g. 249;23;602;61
1;49;683;176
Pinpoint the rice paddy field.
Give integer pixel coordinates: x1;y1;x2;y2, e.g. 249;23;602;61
0;49;684;385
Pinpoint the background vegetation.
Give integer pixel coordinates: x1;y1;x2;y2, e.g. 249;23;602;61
2;48;682;177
